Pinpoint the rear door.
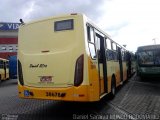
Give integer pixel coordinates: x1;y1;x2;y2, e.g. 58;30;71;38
95;33;108;95
87;25;108;95
117;47;123;83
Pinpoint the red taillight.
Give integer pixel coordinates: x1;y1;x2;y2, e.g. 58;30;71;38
18;60;24;86
74;54;84;87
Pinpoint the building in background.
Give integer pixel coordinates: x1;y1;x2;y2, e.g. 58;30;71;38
0;22;20;59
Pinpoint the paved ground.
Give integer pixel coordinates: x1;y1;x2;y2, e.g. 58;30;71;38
0;75;160;120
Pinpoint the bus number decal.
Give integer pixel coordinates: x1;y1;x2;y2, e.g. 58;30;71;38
46;92;66;97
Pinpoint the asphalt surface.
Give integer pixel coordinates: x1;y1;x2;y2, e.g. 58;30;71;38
0;75;160;120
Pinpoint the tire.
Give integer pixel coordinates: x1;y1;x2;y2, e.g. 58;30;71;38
110;76;116;99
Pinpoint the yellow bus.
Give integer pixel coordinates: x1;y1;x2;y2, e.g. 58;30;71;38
18;13;130;102
0;58;9;82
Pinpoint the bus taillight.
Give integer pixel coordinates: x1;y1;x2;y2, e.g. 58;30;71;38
18;60;24;86
74;54;84;87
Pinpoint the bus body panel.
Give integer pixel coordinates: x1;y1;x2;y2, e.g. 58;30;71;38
18;14;95;101
123;62;127;81
87;57;100;101
137;66;160;77
20;50;75;87
18;15;88;88
18;84;91;101
18;14;131;102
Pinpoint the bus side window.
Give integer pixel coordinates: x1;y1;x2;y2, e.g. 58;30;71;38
87;26;90;41
87;26;94;43
88;43;96;59
106;39;112;50
87;25;96;59
112;43;118;61
106;39;112;60
122;50;126;61
95;36;100;50
113;51;117;61
112;42;117;51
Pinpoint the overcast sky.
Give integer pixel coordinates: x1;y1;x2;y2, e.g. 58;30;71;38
1;0;160;52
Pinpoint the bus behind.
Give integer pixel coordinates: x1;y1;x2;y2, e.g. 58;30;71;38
136;44;160;78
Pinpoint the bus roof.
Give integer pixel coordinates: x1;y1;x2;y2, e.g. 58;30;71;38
137;44;160;52
20;13;85;26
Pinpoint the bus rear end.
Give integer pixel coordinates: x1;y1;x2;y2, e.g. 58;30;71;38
18;14;91;101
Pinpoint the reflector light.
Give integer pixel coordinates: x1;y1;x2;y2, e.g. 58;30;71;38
79;94;85;97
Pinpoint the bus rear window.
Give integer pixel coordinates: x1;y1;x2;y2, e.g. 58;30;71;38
54;19;73;31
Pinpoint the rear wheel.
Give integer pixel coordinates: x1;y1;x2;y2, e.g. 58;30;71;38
110;76;116;98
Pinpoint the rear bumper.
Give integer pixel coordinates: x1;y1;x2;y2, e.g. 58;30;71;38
137;67;160;77
18;85;95;102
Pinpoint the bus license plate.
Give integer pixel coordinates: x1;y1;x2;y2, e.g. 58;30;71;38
40;76;52;82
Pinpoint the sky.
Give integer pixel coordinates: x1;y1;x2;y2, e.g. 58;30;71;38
1;0;160;52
